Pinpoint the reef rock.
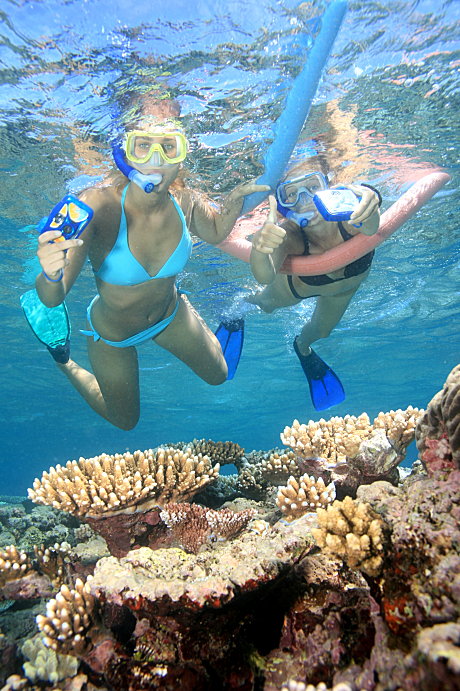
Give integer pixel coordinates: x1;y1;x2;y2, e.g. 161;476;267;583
416;363;460;474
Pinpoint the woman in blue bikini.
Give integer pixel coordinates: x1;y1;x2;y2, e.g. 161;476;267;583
34;98;268;429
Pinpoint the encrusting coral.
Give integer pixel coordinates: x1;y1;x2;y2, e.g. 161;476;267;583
415;363;460;474
280;408;422;491
28;447;220;518
276;475;336;522
159;502;257;553
311;496;386;578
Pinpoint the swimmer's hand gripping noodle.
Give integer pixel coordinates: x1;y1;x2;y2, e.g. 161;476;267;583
241;0;348;215
112;144;162;193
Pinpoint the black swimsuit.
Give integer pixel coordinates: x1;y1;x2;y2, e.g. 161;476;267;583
287;221;374;299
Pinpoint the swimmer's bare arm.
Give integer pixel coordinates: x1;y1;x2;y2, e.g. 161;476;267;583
35;189;101;307
186;181;271;244
250;195;303;285
343;183;381;236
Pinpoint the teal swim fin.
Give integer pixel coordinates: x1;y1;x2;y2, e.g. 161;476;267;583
293;338;345;411
215;318;244;380
20;289;70;364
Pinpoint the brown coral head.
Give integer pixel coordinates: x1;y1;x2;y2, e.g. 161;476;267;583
34;541;75;588
28;447;220;518
159;502;257;554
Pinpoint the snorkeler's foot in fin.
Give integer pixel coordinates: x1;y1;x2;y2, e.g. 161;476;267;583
20;289;71;364
293;337;345;411
46;341;71;364
215;318;245;380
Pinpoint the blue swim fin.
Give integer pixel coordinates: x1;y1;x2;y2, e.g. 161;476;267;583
20;289;70;364
293;338;345;411
215;318;244;380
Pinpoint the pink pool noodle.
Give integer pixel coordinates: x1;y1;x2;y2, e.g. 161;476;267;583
218;171;451;275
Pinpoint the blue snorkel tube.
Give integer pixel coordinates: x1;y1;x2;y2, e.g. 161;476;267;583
276;200;315;228
241;0;347;215
112;143;162;193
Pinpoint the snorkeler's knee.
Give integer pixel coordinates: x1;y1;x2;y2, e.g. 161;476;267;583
116;419;138;431
203;360;228;386
109;410;140;431
207;369;228;386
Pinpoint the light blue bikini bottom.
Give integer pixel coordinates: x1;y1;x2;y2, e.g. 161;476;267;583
81;296;180;348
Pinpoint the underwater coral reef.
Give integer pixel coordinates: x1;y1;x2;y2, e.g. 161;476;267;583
0;366;459;690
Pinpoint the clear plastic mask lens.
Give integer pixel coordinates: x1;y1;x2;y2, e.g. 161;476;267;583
277;172;328;208
124;131;187;165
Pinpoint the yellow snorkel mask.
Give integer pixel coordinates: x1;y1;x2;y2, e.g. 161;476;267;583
113;118;188;193
123;129;188;166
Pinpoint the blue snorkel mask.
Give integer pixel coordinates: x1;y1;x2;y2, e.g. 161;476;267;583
276;171;329;227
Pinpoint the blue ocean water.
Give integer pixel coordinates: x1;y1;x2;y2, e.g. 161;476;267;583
0;0;458;496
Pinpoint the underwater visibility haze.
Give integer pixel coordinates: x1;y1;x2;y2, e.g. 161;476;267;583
0;2;459;690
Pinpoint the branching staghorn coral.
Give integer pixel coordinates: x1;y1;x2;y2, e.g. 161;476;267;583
281;682;355;691
281;408;421;466
21;633;78;684
187;439;245;468
28;447;220;518
416;364;460;473
237;450;301;496
36;577;96;655
280;408;422;491
33;542;74;589
311;496;387;578
0;546;34;588
159;502;257;553
276;475;336;521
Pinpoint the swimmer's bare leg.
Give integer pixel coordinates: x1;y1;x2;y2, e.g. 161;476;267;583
246;275;300;313
57;339;141;430
296;289;358;355
154;294;227;385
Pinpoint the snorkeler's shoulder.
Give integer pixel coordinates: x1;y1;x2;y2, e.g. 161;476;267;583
80;185;121;216
174;186;215;221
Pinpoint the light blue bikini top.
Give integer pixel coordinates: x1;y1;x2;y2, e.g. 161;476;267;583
95;186;192;286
